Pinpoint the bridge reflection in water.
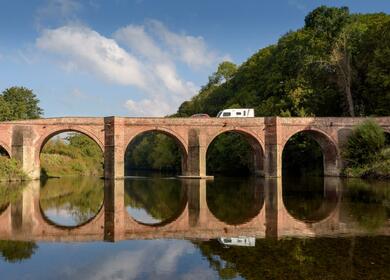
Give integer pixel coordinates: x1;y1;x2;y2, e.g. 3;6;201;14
0;177;389;243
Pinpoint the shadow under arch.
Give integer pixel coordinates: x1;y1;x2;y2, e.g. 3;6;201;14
0;203;10;216
0;142;11;158
282;177;341;224
205;129;264;176
124;129;188;175
124;178;188;227
206;177;265;225
282;128;340;177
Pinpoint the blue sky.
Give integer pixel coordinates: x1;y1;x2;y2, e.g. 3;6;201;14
0;0;389;117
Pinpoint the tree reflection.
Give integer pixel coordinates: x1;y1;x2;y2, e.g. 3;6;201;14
283;177;338;223
39;177;104;226
0;182;26;215
195;236;390;279
206;178;264;225
0;240;37;263
346;179;390;232
124;178;185;224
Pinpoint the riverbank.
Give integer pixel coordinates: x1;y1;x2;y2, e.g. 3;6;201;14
343;148;390;179
0;157;28;182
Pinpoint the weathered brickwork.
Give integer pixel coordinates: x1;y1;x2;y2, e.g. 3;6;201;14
0;116;389;179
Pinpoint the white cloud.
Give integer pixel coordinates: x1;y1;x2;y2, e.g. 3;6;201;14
114;25;167;62
58;240;195;280
148;20;219;69
36;20;229;116
36;25;147;88
125;99;173;117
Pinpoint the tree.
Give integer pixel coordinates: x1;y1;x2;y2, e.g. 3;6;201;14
0;96;12;121
1;87;43;120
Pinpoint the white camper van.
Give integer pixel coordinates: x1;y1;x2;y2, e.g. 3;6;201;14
218;236;256;247
217;108;254;118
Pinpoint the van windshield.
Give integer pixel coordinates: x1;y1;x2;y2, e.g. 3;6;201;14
217;111;222;117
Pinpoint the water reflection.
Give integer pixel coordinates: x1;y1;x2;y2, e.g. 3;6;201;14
0;175;390;279
345;179;390;232
194;236;390;279
282;177;339;223
124;177;186;225
206;177;264;225
39;177;104;227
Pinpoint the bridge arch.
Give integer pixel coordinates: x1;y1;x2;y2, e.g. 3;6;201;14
124;128;188;175
36;127;104;156
205;128;264;176
282;128;340;176
0;140;11;158
35;127;104;177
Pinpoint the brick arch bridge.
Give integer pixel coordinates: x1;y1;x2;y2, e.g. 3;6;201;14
0;116;389;179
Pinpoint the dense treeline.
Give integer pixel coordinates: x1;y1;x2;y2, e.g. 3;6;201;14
176;7;390;117
127;6;390;176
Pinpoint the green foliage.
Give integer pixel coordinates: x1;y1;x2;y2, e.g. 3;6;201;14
125;132;182;174
0;157;28;181
40;133;103;177
0;241;37;263
343;119;386;167
0;87;43;121
176;7;390;118
282;134;323;176
206;133;253;175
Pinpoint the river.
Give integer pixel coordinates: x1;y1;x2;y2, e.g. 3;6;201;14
0;175;389;279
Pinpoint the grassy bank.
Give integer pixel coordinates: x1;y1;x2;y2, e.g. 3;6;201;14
0;157;28;182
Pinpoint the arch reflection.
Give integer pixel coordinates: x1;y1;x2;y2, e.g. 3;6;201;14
283;177;339;223
124;178;187;225
39;177;104;227
206;177;264;225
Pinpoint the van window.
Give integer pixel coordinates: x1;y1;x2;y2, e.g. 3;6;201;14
236;112;242;115
243;111;246;116
217;111;222;117
222;112;231;117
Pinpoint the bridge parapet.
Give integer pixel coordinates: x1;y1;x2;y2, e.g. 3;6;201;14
0;116;389;178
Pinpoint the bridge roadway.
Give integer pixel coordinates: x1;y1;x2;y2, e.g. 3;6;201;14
1;178;389;243
0;116;389;179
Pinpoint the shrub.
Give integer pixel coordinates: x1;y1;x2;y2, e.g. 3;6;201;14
0;157;27;181
343;119;386;167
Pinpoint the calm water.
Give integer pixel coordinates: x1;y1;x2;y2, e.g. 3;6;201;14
0;175;389;279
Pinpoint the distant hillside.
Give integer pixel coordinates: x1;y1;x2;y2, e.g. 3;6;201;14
175;6;390;118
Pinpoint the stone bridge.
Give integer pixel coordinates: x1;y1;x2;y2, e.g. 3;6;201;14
0;116;389;179
1;178;389;242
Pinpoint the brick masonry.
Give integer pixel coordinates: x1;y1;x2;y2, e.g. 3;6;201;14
0;116;389;179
